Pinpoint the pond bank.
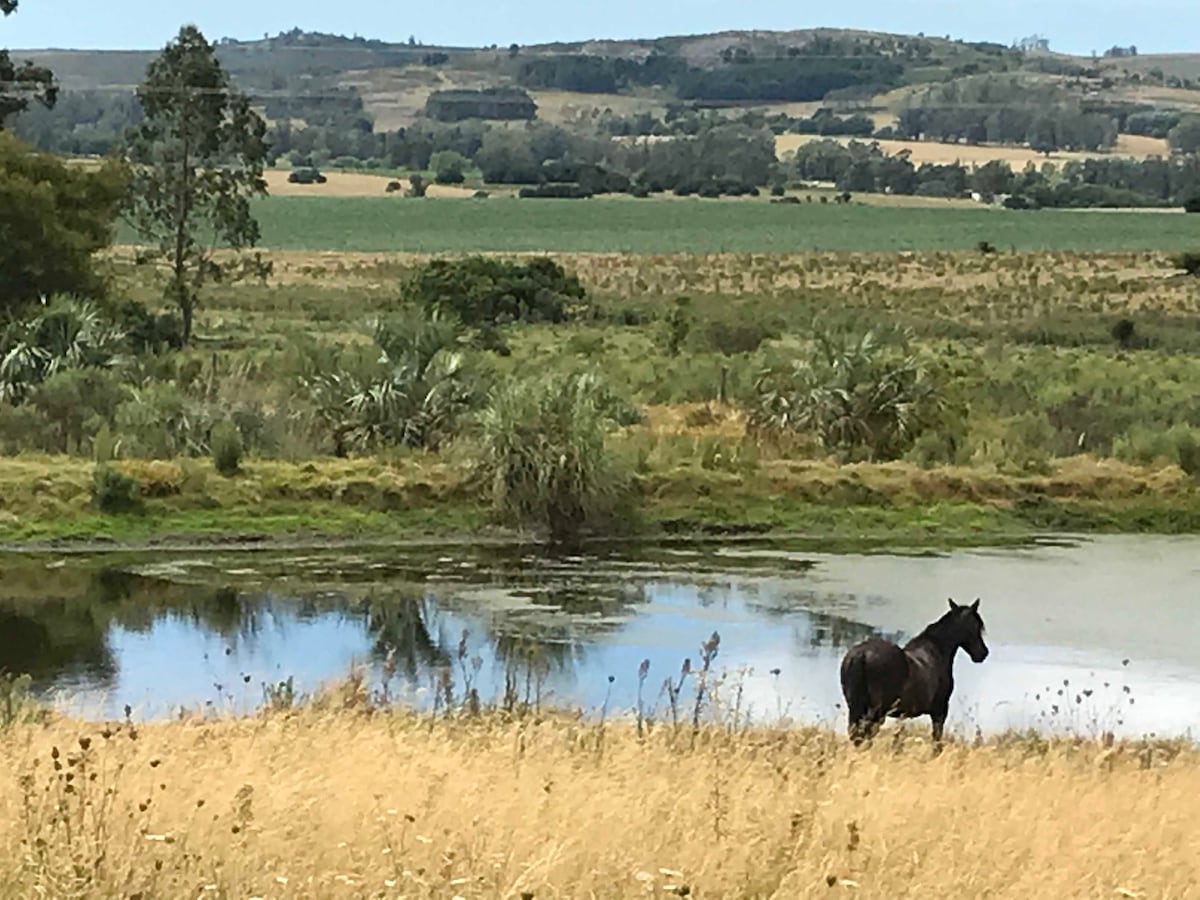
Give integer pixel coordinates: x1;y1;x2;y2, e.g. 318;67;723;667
1;453;1197;553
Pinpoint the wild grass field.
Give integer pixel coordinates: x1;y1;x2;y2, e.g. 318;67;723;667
159;198;1200;255
2;696;1197;899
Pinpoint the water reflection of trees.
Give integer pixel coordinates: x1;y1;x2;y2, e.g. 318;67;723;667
0;566;273;689
804;610;897;650
354;593;451;680
4;555;834;708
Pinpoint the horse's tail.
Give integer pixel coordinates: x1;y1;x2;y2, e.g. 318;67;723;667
840;647;871;740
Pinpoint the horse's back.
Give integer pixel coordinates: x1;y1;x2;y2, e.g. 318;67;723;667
841;637;905;670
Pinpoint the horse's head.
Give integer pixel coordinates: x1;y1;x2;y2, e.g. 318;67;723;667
946;597;989;663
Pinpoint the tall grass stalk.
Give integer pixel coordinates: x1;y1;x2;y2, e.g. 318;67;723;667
475;371;634;543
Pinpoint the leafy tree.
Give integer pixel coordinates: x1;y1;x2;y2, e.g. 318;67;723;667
0;0;57;126
474;128;541;183
1028;116;1059;156
0;133;126;318
123;25;270;344
1168;116;1200;155
430;149;468;184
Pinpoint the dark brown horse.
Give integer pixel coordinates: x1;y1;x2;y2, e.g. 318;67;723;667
839;598;989;746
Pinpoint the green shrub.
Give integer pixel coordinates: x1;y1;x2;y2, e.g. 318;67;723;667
747;328;945;462
211;420;243;476
92;464;142;514
303;308;476;453
405;256;587;326
475;372;636;543
0;672;46;730
430;150;469;185
659;297;692;357
114;383;210;458
0;405;52;453
1113;425;1200;476
31;368;126;454
697;316;779;356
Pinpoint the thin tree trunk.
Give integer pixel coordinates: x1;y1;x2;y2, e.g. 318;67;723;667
174;130;192;344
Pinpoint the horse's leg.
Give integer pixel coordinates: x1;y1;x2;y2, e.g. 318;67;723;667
847;707;882;747
930;705;948;754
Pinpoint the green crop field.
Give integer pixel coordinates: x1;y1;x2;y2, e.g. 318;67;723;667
178;197;1200;254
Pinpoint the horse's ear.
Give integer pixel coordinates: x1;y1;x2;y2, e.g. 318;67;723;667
970;598;980;612
948;598;959;611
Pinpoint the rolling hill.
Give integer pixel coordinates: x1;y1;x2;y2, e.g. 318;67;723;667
14;26;1200;130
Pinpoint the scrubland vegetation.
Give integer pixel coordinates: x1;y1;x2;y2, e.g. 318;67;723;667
5;245;1200;546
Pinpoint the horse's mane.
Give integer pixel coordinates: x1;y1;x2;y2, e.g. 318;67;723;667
915;607;984;646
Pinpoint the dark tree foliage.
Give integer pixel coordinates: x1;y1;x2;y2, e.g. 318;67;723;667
0;133;126;317
0;0;58;126
676;57;903;102
425;88;536;122
11;89;142;154
793;138;1200;207
405;257;587;327
515;54;686;93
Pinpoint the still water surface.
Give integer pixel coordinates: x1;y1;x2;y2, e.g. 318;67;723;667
2;534;1198;739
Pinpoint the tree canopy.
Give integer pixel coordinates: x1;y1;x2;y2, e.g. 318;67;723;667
0;0;57;126
123;25;269;344
0;132;126;318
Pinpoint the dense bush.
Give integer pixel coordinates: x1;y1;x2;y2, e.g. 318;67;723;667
405;257;587;326
747;328;946;462
303;308;475;454
91;464;142;514
518;183;593;199
0;297;127;403
697;317;780;356
211;420;243;475
430;150;469;184
475;372;635;543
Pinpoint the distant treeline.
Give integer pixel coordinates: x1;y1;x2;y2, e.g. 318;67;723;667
793;138;1200;208
12;76;1200;210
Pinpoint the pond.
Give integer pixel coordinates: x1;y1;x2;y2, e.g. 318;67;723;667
2;534;1198;740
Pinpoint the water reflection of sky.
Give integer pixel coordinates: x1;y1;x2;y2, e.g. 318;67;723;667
35;569;1200;742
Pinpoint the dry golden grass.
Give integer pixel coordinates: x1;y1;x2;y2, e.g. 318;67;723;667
775;134;1171;168
262;170;505;199
2;703;1197;899
263;169;398;198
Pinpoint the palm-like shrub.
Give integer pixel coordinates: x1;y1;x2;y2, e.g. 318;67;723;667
748;327;945;462
0;297;126;402
475;372;633;543
304;308;476;454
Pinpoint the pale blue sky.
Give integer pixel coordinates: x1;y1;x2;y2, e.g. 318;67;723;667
3;0;1196;56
